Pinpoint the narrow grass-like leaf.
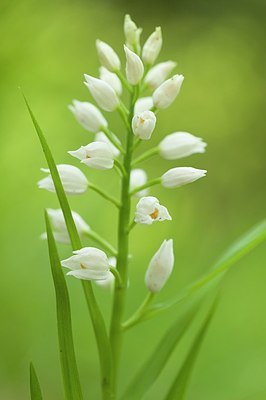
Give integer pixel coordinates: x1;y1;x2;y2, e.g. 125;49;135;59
120;294;205;400
30;363;43;400
25;96;113;397
143;219;266;321
23;94;80;250
45;211;83;400
165;300;217;400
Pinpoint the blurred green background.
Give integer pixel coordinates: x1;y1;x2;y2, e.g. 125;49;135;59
1;0;266;398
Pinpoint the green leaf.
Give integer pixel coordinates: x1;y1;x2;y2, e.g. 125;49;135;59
144;219;266;321
45;211;84;400
25;95;113;397
30;363;43;400
23;94;81;250
120;294;205;400
164;300;217;400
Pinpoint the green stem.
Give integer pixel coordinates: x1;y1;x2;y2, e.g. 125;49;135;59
101;127;125;155
127;220;136;233
115;70;133;93
132;147;159;166
129;178;161;196
117;103;130;130
122;292;155;331
89;183;121;208
114;159;127;178
109;88;137;395
110;267;123;288
85;230;117;256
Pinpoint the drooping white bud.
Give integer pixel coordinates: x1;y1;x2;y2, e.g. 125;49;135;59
134;97;154;114
142;27;162;65
61;247;110;281
84;74;119;112
145;239;174;292
38;164;88;195
132;110;156;140
134;196;171;225
145;61;177;89
99;66;122;96
162;167;207;188
96;39;121;71
68;142;114;170
69;100;107;133
130;169;149;198
95;131;120;157
124;45;144;85
41;209;90;244
95;256;116;289
124;14;142;53
153;74;184;109
159;132;207;160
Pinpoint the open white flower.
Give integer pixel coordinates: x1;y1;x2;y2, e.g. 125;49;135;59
159;132;207;160
95;256;116;289
61;247;110;281
130;169;149;198
41;209;90;244
153;74;184;109
99;66;122;96
96;39;120;71
162;167;207;188
145;61;177;89
134;97;153;114
134;196;171;225
132;110;156;140
68;142;114;170
124;45;144;85
124;14;142;52
84;74;119;112
142;27;162;65
38;164;88;195
145;239;174;292
95;131;120;157
69;100;107;133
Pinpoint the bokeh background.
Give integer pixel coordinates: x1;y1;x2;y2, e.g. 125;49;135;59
1;0;266;399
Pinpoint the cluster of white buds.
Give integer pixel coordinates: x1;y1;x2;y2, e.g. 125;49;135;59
38;14;208;294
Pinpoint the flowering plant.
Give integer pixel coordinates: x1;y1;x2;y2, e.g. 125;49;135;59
26;14;266;400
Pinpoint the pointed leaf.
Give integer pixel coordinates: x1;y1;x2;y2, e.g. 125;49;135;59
144;219;266;321
23;94;81;250
45;211;84;400
121;294;205;400
165;300;217;400
30;363;43;400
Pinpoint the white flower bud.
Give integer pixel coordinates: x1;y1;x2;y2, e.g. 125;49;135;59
95;131;120;157
134;97;154;115
41;209;90;244
95;256;116;289
38;164;88;195
68;142;114;170
130;169;149;198
61;247;110;281
69;100;107;133
153;74;184;109
124;14;142;52
84;74;119;112
135;196;171;225
162;167;207;188
99;66;122;96
96;39;121;71
145;239;174;292
159;132;207;160
145;61;177;89
124;45;144;85
142;27;162;65
132;110;156;140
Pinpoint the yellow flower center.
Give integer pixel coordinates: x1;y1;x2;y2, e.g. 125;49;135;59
150;208;159;220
